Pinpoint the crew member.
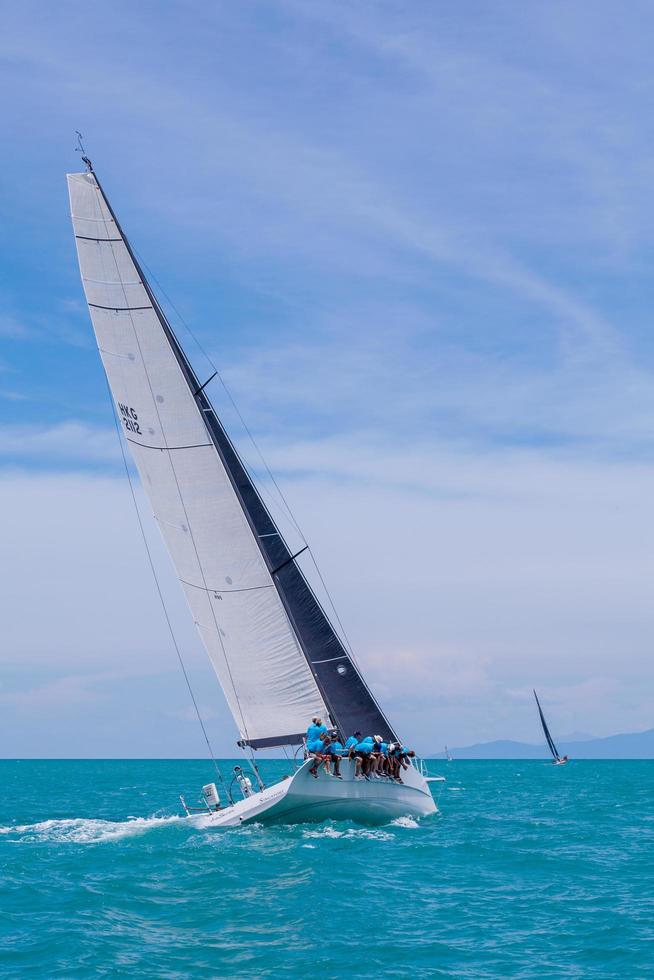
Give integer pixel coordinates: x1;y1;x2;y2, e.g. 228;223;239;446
326;735;344;778
308;731;332;778
352;735;374;779
369;735;384;777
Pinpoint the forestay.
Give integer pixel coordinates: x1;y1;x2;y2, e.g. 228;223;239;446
67;170;328;746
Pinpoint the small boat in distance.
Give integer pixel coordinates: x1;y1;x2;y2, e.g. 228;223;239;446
533;690;568;765
445;745;453;762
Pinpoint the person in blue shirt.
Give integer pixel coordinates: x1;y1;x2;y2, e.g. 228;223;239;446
352;736;374;779
369;735;386;777
305;715;327;753
344;731;362;754
378;741;390;777
325;738;344;779
394;746;415;783
388;743;404;781
308;730;332;778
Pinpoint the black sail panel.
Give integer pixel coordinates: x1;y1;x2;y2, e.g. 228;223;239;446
198;398;398;744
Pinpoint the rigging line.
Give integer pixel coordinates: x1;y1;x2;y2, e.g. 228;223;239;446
95;187;255;754
245;745;265;791
301;544;394;730
104;375;228;798
304;546;358;663
131;247;306;542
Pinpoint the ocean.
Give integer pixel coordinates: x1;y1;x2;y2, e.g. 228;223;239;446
2;759;653;978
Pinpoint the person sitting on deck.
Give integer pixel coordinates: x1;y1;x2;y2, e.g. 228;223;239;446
377;739;390;777
308;731;332;778
344;731;362;754
304;717;327;759
325;734;344;779
368;735;385;777
352;735;374;779
387;743;401;780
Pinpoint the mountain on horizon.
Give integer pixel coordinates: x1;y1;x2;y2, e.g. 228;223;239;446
449;726;654;759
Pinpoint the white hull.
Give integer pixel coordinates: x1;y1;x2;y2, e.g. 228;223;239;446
199;759;438;828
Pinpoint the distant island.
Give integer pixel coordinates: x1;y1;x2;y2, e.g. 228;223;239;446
447;726;654;759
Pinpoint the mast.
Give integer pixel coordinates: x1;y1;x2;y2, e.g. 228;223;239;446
68;163;397;747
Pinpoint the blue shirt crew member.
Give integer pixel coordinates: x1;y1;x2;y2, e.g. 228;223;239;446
396;746;415;782
378;741;390;777
369;735;385;775
326;739;344;779
345;733;363;768
353;737;374;778
388;742;403;780
306;717;328;750
308;731;332;778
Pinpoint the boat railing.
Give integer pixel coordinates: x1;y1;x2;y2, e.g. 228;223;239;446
413;756;446;783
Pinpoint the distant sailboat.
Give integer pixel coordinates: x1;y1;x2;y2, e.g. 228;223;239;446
445;745;453;762
533;690;568;765
67;158;438;826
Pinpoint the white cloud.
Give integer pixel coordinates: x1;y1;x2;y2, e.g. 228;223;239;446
0;422;119;464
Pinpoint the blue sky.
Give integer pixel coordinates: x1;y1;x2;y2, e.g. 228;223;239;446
3;1;654;757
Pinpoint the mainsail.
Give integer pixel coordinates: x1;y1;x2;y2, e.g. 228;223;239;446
533;689;560;761
67;164;397;748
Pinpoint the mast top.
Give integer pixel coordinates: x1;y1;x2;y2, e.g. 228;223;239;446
75;130;93;173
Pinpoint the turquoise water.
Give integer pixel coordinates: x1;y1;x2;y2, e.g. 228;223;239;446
2;760;654;978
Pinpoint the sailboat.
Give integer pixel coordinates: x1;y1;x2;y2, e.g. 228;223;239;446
67;159;438;826
444;745;453;762
533;690;568;765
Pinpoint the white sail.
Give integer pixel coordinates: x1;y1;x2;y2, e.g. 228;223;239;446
68;170;327;745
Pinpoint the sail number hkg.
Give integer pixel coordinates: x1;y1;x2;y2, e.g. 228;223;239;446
118;402;142;435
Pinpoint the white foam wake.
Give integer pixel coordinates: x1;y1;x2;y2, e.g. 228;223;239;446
390;815;419;829
0;814;183;844
301;826;394;841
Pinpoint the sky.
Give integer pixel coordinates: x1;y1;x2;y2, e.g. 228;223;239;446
2;1;654;757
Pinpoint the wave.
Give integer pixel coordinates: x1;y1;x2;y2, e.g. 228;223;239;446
0;811;421;845
301;825;394;841
390;815;419;829
0;814;185;844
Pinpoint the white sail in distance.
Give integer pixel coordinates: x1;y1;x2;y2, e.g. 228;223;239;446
67;169;328;746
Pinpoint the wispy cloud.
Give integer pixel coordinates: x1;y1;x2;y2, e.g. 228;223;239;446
0;422;118;464
0;314;33;340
